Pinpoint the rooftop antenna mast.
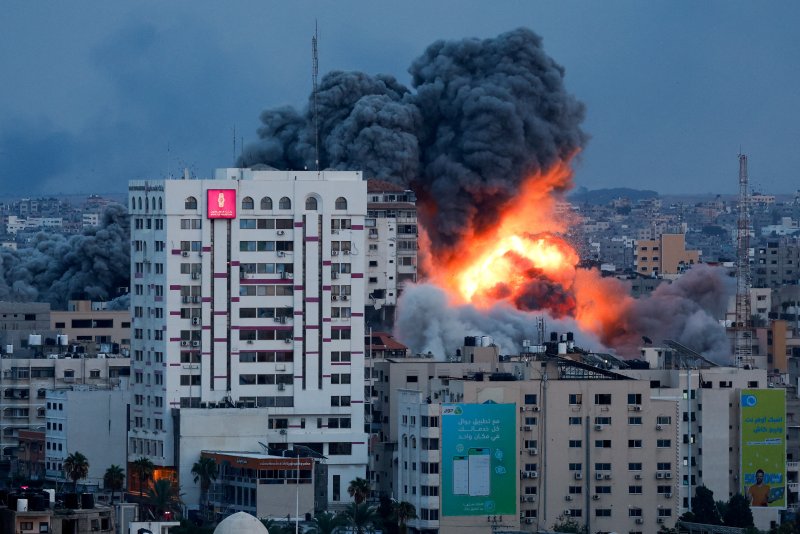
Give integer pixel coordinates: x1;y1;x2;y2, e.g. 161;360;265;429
312;22;320;173
734;153;753;368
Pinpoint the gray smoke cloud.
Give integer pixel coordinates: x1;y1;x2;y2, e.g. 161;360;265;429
395;283;602;358
615;264;734;362
0;204;130;309
239;28;586;257
396;265;734;362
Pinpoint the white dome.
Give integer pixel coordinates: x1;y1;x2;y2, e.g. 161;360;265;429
214;512;268;534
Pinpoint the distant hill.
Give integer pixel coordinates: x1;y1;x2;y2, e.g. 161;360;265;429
568;187;659;205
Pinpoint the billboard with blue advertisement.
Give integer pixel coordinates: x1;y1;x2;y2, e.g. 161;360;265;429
740;389;786;508
441;402;516;516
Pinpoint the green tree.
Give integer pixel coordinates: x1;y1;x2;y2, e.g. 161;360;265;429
342;502;377;534
191;457;218;517
375;494;399;534
132;457;155;493
551;513;587;533
103;464;125;504
63;452;89;492
392;501;417;534
146;478;181;520
347;477;371;505
308;511;343;534
723;493;754;528
261;519;294;534
692;485;722;525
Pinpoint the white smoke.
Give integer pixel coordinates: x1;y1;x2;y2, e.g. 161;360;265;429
394;283;604;358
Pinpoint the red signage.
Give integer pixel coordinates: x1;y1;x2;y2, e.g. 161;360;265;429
207;189;236;219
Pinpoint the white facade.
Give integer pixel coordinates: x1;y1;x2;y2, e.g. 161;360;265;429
127;168;368;506
0;352;129;461
364;183;417;327
45;386;130;487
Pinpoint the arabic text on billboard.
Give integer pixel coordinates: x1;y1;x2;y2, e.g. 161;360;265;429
741;388;786;508
207;189;236;219
441;403;516;516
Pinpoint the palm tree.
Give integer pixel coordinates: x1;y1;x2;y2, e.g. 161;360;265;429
308;510;343;534
392;501;417;534
347;477;371;505
63;452;89;492
343;502;377;534
132;457;155;493
191;457;218;517
146;478;181;520
103;464;125;504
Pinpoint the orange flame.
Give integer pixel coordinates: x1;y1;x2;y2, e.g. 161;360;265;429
422;158;634;343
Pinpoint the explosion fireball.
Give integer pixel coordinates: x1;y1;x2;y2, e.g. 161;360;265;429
421;158;635;347
242;28;733;359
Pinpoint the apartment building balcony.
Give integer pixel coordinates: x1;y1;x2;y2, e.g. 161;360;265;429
787;461;799;472
788;482;800;494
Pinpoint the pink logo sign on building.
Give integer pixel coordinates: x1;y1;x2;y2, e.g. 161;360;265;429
207;189;237;219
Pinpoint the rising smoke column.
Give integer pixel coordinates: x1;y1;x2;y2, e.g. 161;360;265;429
240;28;586;262
242;28;732;360
0;204;130;309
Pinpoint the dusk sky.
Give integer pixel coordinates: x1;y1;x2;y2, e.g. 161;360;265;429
1;1;798;197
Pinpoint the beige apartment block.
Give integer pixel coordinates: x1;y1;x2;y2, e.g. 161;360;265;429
634;233;700;276
50;300;131;352
375;354;680;533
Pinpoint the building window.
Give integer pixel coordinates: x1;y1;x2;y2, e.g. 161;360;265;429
569;394;582;405
627;393;642;405
305;197;318;210
594;394;611;405
260;196;273;210
335;197;348;210
657;439;672;448
329;443;352;455
628;439;643;448
185;197;197;209
279;197;292;210
569;440;582;448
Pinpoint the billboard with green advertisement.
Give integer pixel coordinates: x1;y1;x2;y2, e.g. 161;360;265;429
441;402;516;516
741;388;786;508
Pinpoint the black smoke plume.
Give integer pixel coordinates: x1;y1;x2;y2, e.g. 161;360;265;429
239;28;587;258
0;204;130;309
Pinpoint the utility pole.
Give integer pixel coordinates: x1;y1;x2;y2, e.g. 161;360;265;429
734;154;754;368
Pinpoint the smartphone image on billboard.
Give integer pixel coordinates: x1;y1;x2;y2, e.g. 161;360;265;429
468;447;491;496
453;455;469;495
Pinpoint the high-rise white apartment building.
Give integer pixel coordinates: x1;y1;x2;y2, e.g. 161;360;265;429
127;169;368;506
364;180;418;328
